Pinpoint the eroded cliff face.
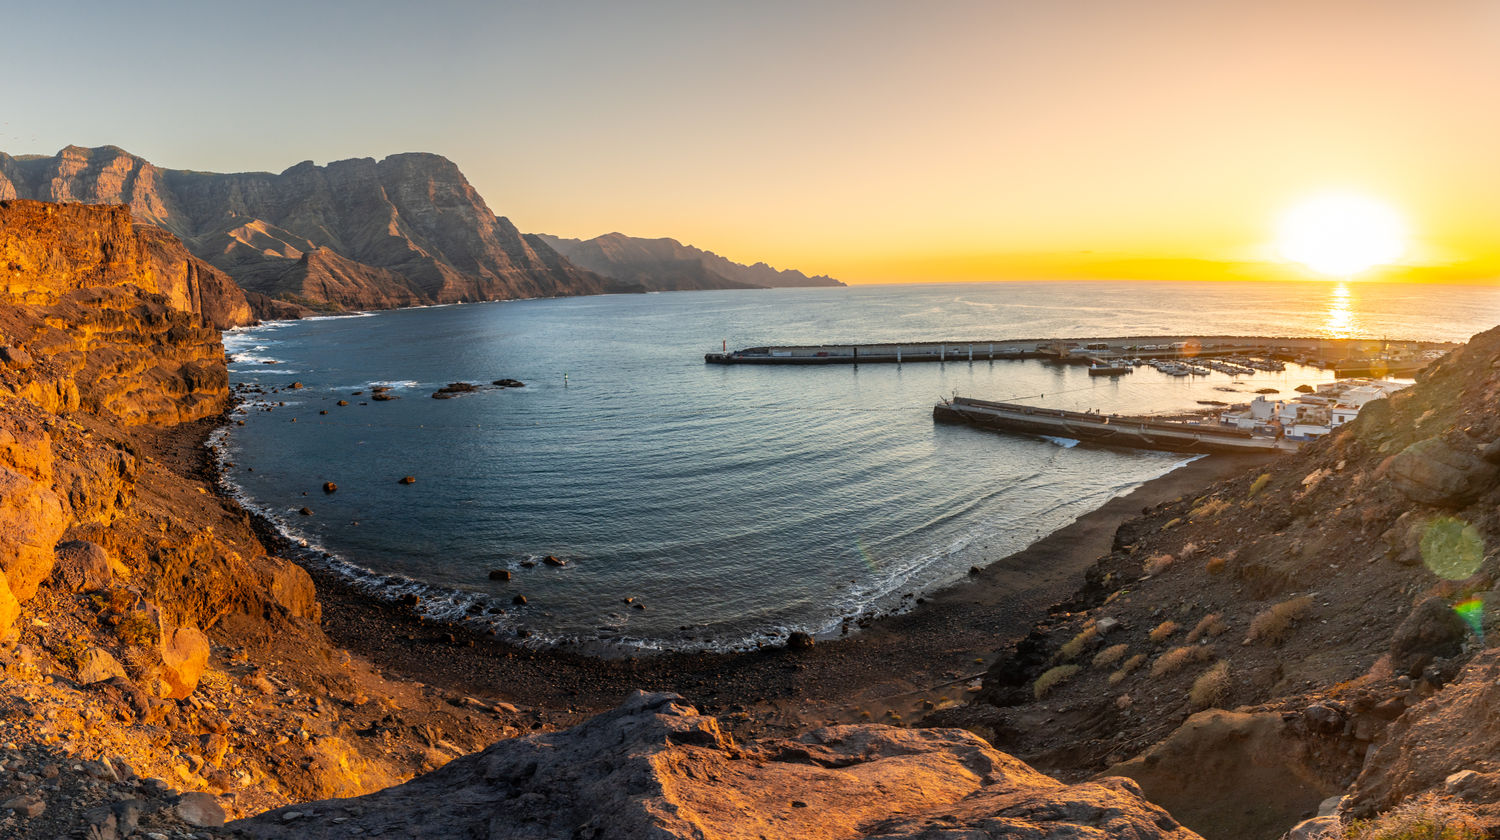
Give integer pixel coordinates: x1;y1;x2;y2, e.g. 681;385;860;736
0;200;251;425
0;201;519;833
0;146;616;316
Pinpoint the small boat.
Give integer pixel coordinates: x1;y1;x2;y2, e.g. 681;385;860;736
1088;361;1132;376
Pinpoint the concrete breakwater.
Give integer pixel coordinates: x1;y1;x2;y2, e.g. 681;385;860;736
934;396;1297;455
705;334;1453;373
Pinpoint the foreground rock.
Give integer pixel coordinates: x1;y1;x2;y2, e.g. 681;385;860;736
236;691;1200;840
1345;648;1500;830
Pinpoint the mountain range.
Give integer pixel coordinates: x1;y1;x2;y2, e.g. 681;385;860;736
0;146;840;318
537;232;844;291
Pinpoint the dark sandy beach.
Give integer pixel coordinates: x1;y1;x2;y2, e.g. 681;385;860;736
283;449;1274;737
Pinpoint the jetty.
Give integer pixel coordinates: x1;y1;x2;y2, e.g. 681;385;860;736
933;396;1299;455
705;335;1452;375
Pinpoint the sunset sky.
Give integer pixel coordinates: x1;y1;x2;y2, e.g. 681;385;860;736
6;0;1499;284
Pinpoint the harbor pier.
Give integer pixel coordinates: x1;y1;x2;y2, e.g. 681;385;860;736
705;335;1453;375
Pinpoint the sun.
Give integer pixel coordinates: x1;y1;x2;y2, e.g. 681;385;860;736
1276;193;1407;278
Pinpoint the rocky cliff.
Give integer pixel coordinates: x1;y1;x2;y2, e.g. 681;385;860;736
0;146;620;317
0;200;527;835
950;324;1500;838
538;231;845;291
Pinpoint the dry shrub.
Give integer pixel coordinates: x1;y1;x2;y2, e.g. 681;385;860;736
1107;670;1127;687
1034;664;1081;699
1189;660;1231;709
1120;653;1146;674
1148;620;1179;643
1186;612;1226;643
1058;625;1099;661
1248;473;1272;498
1246;595;1314;645
1151;644;1214;678
1162;517;1182;530
1190;498;1228;520
1342;792;1485;840
1143;554;1175;576
1092;643;1129;669
1179;541;1200;560
1205;556;1227;575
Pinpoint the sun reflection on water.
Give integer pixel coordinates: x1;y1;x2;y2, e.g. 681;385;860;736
1323;282;1356;339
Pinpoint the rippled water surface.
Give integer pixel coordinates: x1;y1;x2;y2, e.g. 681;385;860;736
219;280;1500;652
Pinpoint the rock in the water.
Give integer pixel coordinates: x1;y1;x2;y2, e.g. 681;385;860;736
398;475;416;485
544;555;566;567
299;507;314;516
492;379;525;388
77;647;128;685
488;569;511;581
176;791;226;827
1389;596;1468;676
512;594;527;605
1388;435;1500;507
231;691;1200;840
785;631;815;650
322;482;337;493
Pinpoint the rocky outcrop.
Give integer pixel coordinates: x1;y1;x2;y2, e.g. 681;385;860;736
0;200;244;426
0;146;621;316
538;231;845;291
235;691;1199;840
1345;648;1500;831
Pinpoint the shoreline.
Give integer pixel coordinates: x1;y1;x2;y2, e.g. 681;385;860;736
229;423;1272;735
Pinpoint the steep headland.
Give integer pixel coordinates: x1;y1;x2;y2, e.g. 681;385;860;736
538;231;845;291
0;146;621;317
0;200;527;835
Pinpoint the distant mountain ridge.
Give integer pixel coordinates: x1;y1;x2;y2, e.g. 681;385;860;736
537;232;845;291
0;145;623;316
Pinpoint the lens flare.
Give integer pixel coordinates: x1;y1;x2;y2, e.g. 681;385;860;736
1420;516;1484;581
1454;597;1485;642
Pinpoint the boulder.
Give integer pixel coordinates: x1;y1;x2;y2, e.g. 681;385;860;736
488;569;511;581
786;630;815;650
398;475;416;485
1389;596;1468;677
0;345;33;370
232;691;1201;840
544;555;566;567
158;623;210;699
1388;435;1500;507
176;792;226;827
0;461;66;601
77;647;127;684
322;481;337;493
51;540;113;592
492;379;525;388
270;562;320;620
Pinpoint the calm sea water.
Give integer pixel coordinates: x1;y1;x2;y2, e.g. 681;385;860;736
217;280;1500;653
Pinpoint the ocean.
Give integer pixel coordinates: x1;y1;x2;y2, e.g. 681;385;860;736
216;280;1500;654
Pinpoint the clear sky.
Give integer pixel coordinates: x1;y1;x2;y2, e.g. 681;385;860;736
5;0;1498;284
